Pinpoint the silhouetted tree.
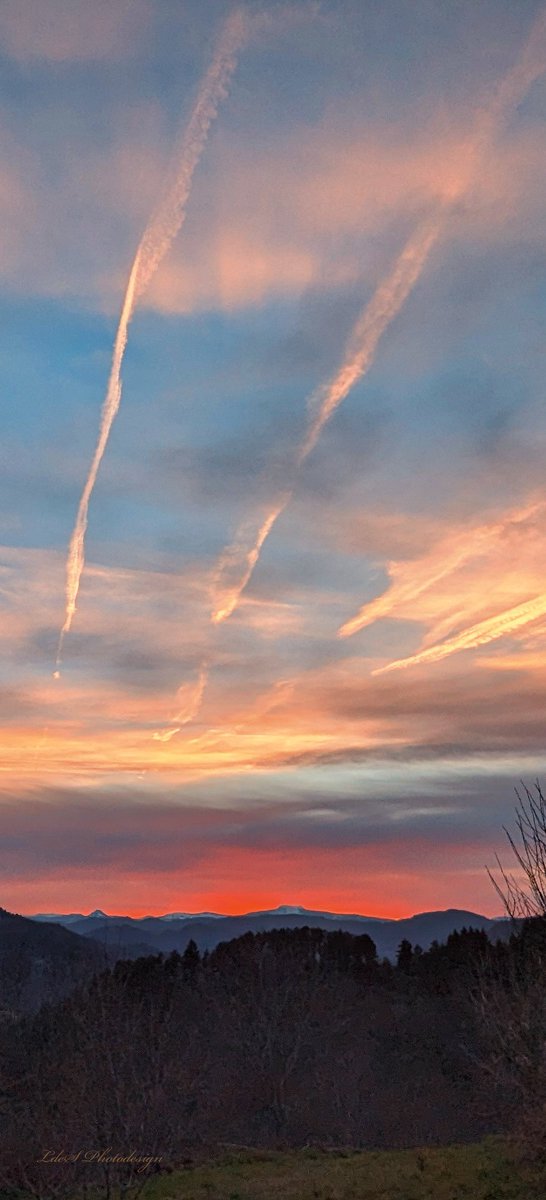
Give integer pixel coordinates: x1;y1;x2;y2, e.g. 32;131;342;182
182;939;201;972
479;782;546;1156
489;781;546;918
396;939;413;972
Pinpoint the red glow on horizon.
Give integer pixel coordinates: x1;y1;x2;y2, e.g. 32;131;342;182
10;842;502;920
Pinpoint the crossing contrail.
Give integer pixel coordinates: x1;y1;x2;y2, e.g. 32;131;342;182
55;8;248;675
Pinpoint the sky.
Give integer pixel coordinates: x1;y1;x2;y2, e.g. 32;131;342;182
1;0;546;918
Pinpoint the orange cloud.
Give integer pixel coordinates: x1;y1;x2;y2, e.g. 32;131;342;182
5;514;546;905
375;593;546;676
340;499;546;634
338;497;546;674
2;534;545;793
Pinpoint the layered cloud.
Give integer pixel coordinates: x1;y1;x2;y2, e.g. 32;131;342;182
0;76;545;311
0;770;528;917
2;528;546;915
2;5;546;916
4;534;546;780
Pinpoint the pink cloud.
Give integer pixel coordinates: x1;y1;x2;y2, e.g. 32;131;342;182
144;119;546;313
0;102;544;313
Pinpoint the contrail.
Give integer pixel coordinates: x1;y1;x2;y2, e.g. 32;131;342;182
157;6;546;736
211;212;444;625
337;9;546;645
338;500;545;640
373;592;546;676
212;490;293;625
211;8;546;629
55;8;248;674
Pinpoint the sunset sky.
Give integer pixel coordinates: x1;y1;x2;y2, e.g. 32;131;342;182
2;0;546;917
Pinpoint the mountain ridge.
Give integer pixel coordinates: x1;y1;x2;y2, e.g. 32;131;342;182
28;905;507;961
0;907;106;1013
32;903;498;924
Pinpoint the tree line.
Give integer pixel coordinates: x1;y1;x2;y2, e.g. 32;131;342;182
0;922;514;1199
3;783;546;1199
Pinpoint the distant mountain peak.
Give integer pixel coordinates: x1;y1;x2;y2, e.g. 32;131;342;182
160;910;224;921
270;905;309;915
27;903;504;968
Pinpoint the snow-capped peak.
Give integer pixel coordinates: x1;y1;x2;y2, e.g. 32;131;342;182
268;905;309;915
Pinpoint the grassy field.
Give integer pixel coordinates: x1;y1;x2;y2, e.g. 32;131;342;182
133;1139;545;1200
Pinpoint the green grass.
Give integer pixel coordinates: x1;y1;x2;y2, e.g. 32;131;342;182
132;1139;546;1200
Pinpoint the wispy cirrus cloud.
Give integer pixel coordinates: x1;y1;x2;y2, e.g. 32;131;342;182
375;593;546;676
2;3;546;918
1;98;546;312
338;496;546;677
4;536;546;788
339;500;546;638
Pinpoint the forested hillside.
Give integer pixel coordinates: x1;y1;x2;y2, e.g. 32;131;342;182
0;907;105;1015
0;921;517;1198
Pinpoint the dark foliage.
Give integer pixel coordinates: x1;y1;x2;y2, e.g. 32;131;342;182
0;908;105;1016
0;920;513;1198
